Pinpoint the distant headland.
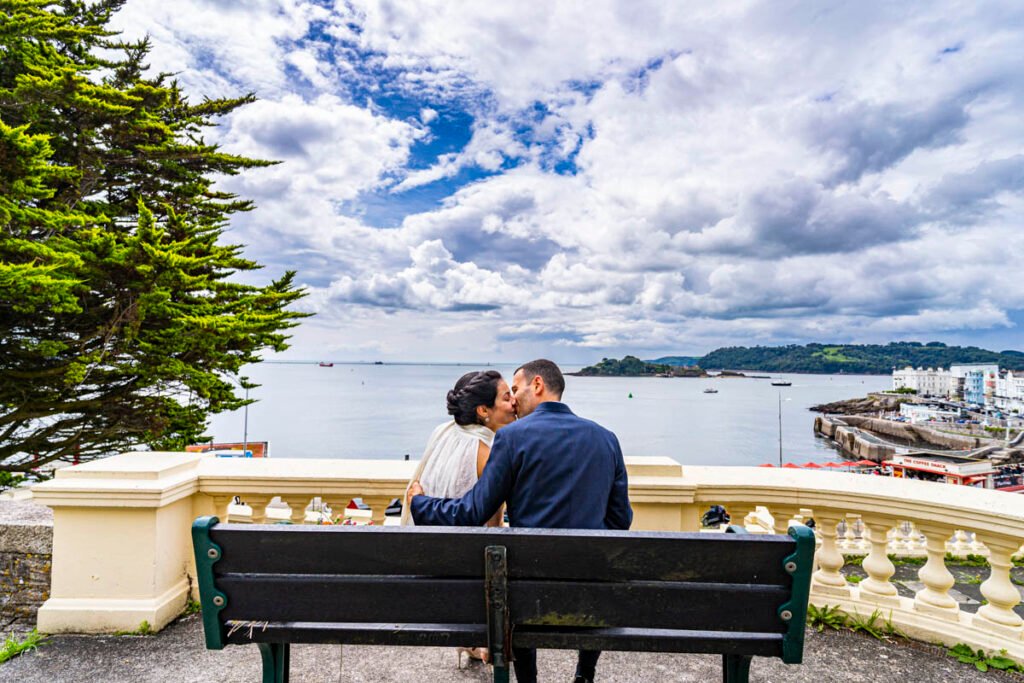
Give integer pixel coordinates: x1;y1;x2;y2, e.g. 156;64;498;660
573;342;1024;377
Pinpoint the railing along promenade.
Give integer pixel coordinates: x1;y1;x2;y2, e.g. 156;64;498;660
30;452;1024;662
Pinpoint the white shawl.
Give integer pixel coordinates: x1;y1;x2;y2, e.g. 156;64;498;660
401;420;494;525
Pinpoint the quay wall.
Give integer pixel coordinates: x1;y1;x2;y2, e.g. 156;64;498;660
814;415;987;460
0;500;53;634
841;416;985;450
814;416;893;461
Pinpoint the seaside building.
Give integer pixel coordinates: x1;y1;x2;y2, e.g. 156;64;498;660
950;363;1000;405
891;366;956;397
994;370;1024;414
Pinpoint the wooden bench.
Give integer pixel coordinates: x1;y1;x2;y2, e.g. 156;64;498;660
192;516;814;683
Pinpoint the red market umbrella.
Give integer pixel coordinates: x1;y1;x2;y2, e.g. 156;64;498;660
758;463;776;468
854;459;877;467
801;462;822;468
782;463;802;469
823;462;847;468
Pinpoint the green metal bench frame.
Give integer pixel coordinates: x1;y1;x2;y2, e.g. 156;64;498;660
192;517;814;683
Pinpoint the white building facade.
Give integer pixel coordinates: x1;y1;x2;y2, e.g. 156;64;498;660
892;367;957;397
994;371;1024;414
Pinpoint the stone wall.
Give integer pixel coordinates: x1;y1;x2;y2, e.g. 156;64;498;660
0;500;53;634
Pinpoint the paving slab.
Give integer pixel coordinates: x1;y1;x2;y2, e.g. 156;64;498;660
2;613;1021;683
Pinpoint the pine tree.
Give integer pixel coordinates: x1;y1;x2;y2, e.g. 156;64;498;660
0;0;309;472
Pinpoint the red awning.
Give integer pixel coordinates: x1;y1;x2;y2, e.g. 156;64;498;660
758;463;776;467
854;459;878;467
823;462;847;468
782;463;802;469
801;462;822;468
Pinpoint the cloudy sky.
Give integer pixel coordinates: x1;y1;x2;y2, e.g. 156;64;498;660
112;1;1024;363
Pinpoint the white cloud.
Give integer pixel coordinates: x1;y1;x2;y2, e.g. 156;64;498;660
112;0;1024;361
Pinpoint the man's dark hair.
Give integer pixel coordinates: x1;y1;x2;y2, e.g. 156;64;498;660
515;359;565;398
447;370;503;426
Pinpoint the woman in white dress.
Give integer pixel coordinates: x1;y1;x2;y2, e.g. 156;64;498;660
402;370;516;526
401;370;516;667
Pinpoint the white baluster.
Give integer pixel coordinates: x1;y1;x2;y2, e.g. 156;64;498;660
265;496;293;523
727;503;754;533
951;529;971;557
812;513;850;597
226;495;253;523
859;518;900;606
913;523;959;620
972;533;1024;638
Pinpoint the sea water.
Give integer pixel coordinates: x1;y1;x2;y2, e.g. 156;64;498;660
207;363;889;465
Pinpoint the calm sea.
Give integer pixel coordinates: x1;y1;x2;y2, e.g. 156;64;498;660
207;363;890;466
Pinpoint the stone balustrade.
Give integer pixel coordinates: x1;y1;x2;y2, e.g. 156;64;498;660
30;452;1024;663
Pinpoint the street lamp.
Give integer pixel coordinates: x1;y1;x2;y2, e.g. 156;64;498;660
778;393;792;467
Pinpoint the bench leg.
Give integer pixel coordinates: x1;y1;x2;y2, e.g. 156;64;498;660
492;665;510;683
722;654;751;683
258;643;290;683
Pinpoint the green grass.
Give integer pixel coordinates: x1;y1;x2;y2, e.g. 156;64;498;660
113;620;153;637
183;599;201;616
846;575;864;584
812;346;857;363
947;644;1023;674
0;629;46;663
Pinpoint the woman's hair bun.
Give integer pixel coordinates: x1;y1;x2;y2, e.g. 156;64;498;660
446;370;502;426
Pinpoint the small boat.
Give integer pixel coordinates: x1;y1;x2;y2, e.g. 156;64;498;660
771;380;791;386
319;361;333;367
703;388;719;394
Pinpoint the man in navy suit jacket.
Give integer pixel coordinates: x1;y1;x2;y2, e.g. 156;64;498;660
408;359;632;683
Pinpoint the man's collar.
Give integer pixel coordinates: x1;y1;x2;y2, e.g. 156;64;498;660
533;401;573;414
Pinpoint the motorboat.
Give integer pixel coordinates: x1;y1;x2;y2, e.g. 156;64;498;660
771;380;792;386
703;388;719;394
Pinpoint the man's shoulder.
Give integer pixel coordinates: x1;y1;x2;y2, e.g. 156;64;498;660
535;406;618;440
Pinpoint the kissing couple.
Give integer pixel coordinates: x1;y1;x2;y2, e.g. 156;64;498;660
404;359;633;683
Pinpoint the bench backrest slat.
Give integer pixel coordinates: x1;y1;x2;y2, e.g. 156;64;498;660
216;575;789;632
209;525;792;584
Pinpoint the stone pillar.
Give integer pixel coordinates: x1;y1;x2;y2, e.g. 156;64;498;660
973;533;1024;639
811;512;850;597
859;517;900;606
913;523;959;620
32;452;204;634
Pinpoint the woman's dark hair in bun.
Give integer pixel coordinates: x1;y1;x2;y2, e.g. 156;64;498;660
446;370;503;426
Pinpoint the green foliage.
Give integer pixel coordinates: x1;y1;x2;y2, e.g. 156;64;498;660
847;609;887;640
576;355;707;377
0;629;46;663
183;599;202;616
807;604;848;632
948;553;990;567
892;387;918;395
947;643;1023;673
698;342;1024;374
888;554;926;566
113;620;152;637
0;470;24;491
845;574;864;584
0;1;309;471
644;356;700;367
842;554;865;566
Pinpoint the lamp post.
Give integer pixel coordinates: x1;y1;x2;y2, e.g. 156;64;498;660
778;391;783;467
777;393;791;467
